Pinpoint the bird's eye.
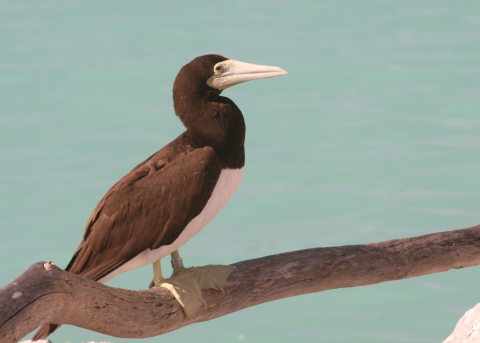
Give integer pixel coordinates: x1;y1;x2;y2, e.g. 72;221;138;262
215;65;223;73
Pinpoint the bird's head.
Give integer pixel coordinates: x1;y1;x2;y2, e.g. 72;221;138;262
173;54;288;99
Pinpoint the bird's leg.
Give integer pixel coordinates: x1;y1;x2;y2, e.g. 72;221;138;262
170;249;184;273
148;259;164;288
150;249;236;317
147;249;203;317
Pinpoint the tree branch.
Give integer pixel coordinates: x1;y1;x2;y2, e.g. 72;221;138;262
2;224;480;343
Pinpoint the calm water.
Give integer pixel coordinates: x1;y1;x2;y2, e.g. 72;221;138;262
1;1;480;342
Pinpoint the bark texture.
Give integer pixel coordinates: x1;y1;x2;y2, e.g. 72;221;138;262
2;224;480;343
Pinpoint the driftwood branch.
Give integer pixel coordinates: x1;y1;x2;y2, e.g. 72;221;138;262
2;224;480;343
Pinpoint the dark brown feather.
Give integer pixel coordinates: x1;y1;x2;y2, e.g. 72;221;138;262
67;143;222;281
33;54;246;340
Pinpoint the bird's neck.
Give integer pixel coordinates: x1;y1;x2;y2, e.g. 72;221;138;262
173;93;245;169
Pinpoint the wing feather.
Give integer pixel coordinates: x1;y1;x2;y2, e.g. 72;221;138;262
66;146;222;281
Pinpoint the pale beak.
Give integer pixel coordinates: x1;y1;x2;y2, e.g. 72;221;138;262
207;60;288;90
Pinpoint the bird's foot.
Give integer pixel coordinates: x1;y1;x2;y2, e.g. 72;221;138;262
158;272;205;317
172;264;236;294
149;264;235;317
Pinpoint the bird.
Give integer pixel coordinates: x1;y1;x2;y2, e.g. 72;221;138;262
32;54;287;340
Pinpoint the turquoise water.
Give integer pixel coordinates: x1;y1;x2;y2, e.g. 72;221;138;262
1;1;480;342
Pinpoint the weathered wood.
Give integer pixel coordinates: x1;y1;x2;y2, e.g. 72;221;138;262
2;224;480;343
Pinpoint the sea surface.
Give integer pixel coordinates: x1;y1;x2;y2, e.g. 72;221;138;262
1;1;480;342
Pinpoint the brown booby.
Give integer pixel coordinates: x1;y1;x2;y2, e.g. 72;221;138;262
33;54;287;340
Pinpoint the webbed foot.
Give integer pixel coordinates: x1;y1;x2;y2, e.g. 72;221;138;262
149;251;235;317
148;259;205;317
173;264;236;293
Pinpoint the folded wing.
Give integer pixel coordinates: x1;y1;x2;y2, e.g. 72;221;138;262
66;146;222;281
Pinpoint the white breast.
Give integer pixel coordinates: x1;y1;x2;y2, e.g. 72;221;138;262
99;167;244;283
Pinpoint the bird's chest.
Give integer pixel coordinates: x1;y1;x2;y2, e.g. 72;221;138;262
182;167;244;236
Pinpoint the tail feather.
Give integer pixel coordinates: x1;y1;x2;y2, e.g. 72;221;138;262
32;323;59;341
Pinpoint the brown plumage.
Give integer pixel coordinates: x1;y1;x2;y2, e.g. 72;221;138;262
33;54;286;340
67;143;223;280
